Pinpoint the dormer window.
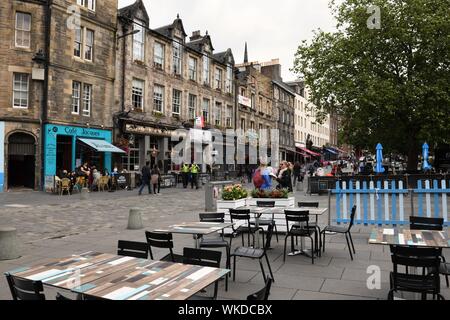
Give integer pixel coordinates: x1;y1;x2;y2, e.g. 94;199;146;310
172;38;182;75
133;20;145;62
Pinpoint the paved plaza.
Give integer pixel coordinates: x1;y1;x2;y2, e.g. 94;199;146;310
1;183;449;300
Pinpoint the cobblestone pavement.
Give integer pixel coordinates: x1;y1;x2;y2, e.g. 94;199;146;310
1;182;449;300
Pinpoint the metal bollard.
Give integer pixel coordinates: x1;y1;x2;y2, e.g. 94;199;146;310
127;208;144;230
0;227;20;260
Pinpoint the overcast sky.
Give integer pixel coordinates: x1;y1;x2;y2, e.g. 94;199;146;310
118;0;337;81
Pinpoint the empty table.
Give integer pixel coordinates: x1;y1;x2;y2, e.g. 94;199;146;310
369;228;450;248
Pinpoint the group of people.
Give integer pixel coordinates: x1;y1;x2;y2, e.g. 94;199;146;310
180;163;201;190
253;161;307;193
138;162;162;195
56;162;113;193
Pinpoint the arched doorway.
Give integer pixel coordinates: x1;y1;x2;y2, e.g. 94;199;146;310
7;132;36;189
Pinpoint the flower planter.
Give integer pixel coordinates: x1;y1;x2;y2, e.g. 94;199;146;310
246;197;295;207
217;198;248;210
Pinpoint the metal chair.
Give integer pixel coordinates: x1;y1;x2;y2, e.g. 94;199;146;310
60;178;71;196
198;212;230;291
249;201;279;243
5;273;45;300
283;210;318;264
229;209;265;248
298;202;322;252
145;231;183;263
246;276;272;300
409;216;449;287
388;245;445;300
183;248;222;300
321;206;357;260
117;240;149;259
231;223;275;283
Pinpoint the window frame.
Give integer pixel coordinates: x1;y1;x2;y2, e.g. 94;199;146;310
15;12;31;48
215;68;223;90
153;42;165;69
12;73;29;109
74;26;83;58
84;28;94;61
72;81;81;114
133;20;145;62
203;55;210;85
172;39;182;75
153;84;164;113
202;98;210;124
82;83;92;117
214;102;222;126
172;89;182;115
188;94;197;120
188;56;198;81
132;79;145;111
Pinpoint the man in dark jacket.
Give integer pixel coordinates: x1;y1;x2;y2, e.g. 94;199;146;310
138;161;151;195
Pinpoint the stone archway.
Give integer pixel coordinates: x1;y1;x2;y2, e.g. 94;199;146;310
7;132;36;189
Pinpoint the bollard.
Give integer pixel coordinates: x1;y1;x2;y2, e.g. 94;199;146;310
127;208;143;230
0;227;20;260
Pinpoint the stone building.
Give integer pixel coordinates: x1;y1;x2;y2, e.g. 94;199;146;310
235;45;276;172
115;0;236;175
0;0;121;192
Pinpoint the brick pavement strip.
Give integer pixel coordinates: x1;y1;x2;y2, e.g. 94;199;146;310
1;185;449;300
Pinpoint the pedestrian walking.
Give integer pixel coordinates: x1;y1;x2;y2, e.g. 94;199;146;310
138;161;151;195
181;163;190;188
293;161;301;186
190;163;200;189
151;165;161;195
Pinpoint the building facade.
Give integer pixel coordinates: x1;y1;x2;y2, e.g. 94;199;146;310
0;0;120;192
115;0;236;175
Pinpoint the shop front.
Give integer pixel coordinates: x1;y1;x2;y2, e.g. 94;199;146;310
44;124;124;191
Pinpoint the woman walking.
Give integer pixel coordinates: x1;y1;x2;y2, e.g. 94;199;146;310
151;165;161;195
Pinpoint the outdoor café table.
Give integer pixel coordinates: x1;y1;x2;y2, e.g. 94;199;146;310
368;227;450;248
4;252;144;291
72;258;230;300
154;222;234;249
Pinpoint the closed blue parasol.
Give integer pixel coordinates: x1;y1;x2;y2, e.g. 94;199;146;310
422;143;432;171
375;143;385;173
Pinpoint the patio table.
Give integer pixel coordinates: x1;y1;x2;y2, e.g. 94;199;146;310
368;228;450;248
154;222;234;249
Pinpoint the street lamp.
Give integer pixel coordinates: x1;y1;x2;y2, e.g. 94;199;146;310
116;29;140;43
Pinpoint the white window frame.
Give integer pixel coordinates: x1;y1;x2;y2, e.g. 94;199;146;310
133;20;145;62
153;42;164;69
226;65;233;93
132;79;144;111
72;81;81;114
215;68;222;90
202;99;209;123
13;73;29;109
215;102;222;126
172;39;182;75
153;85;164;113
15;12;31;48
226;106;232;128
84;28;94;61
82;83;92;116
188;57;197;81
77;0;96;11
188;94;197;120
74;26;83;58
203;56;210;85
172;89;182;115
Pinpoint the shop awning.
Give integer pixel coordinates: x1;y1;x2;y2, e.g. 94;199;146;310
324;147;338;155
78;138;126;154
296;146;321;157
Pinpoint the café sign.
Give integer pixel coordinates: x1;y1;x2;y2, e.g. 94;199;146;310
238;95;251;108
125;124;172;137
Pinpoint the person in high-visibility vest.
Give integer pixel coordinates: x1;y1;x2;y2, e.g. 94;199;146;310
190;163;200;190
181;163;190;189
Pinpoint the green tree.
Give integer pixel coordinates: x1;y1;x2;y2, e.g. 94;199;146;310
293;0;450;169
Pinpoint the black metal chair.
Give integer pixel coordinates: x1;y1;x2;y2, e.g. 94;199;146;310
298;202;322;252
388;245;445;300
229;209;265;248
249;201;279;243
231;223;275;283
117;240;149;259
246;276;273;301
5;273;45;300
283;210;318;264
183;248;222;300
198;212;230;291
409;216;449;287
145;231;183;263
321;206;357;260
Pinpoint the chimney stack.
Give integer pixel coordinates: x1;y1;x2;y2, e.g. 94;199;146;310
190;30;202;41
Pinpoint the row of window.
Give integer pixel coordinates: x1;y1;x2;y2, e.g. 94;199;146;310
295;130;328;146
131;80;233;126
133;20;233;93
274;87;294;107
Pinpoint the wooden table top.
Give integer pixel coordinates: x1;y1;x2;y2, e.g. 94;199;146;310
154;222;234;235
6;252;230;300
72;259;230;300
5;252;145;290
369;228;450;248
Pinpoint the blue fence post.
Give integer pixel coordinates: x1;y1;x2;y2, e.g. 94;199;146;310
418;180;423;217
335;180;341;224
349;180;354;215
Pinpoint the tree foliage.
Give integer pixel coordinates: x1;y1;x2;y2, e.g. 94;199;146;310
293;0;450;169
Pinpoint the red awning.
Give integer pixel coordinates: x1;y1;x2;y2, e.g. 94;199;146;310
297;147;321;157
